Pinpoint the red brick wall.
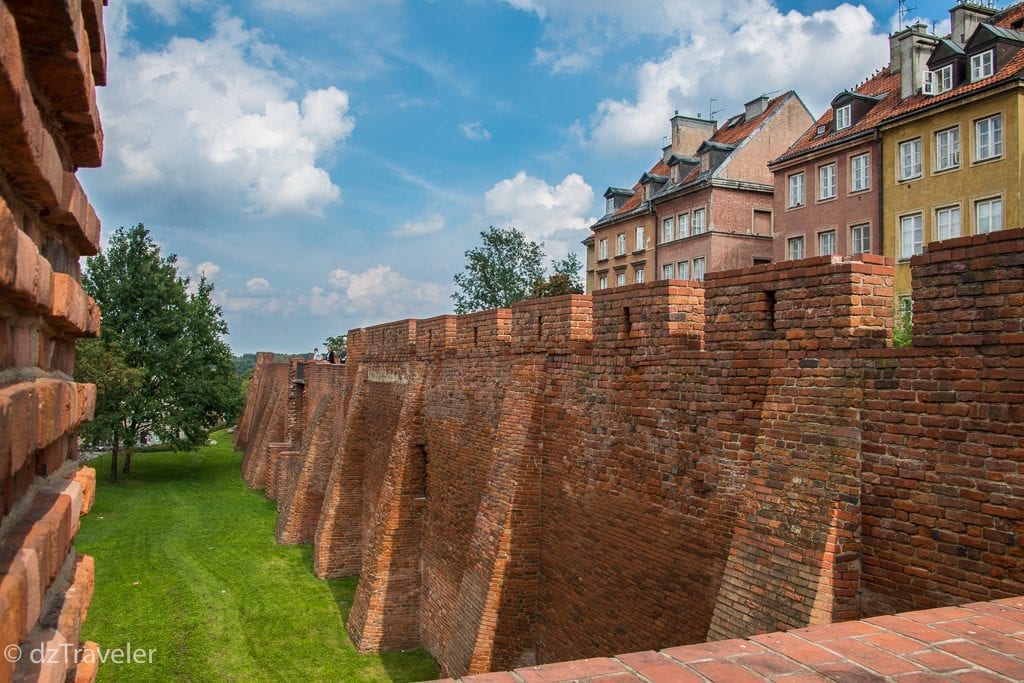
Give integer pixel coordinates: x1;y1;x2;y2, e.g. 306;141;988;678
240;232;1024;678
1;1;108;679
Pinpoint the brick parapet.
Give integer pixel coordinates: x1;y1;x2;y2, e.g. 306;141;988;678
241;233;1023;677
1;1;107;677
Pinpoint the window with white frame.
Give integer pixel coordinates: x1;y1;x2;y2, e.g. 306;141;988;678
635;225;646;251
935;206;961;240
788;236;804;260
677;261;689;280
851;223;870;254
975;197;1003;234
818;163;837;200
693;257;706;281
900;213;923;258
934;127;960;171
692;208;706;234
598;238;608;260
937;63;954;93
678;213;690;238
598;275;607;289
788;172;805;207
635;267;645;283
899;139;922;180
835;104;851;130
616;271;626;286
605;196;615;214
662;217;674;243
850;153;870;192
819;230;836;256
662;263;674;279
616;232;626;256
975;114;1003;161
970;49;994;81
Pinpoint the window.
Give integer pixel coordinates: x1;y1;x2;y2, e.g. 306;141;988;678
818;230;836;256
899;139;922;180
616;233;626;256
851;224;870;254
693;257;706;281
934;127;960;171
598;238;608;260
937;63;954;93
835;104;851;131
935;206;961;240
975;197;1003;234
616;272;626;286
678;213;690;238
598;275;607;289
605;197;615;214
900;213;923;258
635;226;646;251
975;115;1003;161
635;267;645;283
818;163;836;200
692;208;706;234
788;236;804;260
970;49;994;81
662;217;674;243
850;153;870;192
788;172;805;207
662;263;674;279
677;261;689;280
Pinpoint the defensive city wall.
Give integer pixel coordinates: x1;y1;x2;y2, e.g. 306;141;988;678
0;0;108;681
238;229;1024;678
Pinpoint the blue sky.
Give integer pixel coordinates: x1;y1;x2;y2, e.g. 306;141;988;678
80;0;958;354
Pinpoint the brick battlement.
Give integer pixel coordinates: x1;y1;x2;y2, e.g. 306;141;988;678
238;228;1024;678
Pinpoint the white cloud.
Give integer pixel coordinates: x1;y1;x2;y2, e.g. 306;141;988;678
458;121;492;141
316;266;448;321
245;277;271;293
129;0;213;24
391;213;446;237
196;261;220;278
507;1;894;154
100;12;355;217
483;172;595;243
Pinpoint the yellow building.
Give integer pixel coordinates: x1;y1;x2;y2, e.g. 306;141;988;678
880;15;1024;306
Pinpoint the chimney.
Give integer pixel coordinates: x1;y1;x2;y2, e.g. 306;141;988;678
744;95;771;120
890;23;939;99
670;111;717;157
950;2;998;46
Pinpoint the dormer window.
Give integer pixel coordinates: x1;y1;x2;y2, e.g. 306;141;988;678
936;64;954;92
971;49;994;81
605;197;615;213
835;104;851;131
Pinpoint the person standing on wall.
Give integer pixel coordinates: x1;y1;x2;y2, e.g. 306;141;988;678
312;347;322;361
327;347;336;363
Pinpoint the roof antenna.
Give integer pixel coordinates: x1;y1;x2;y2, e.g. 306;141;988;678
898;0;917;30
708;97;723;121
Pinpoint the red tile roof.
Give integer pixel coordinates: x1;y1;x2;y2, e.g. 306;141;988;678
775;7;1024;165
609;158;671;219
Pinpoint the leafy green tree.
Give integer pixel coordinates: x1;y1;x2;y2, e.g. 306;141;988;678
452;226;547;313
75;339;144;483
78;223;242;480
530;252;584;298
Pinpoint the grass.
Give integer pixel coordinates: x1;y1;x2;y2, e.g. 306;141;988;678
75;429;439;682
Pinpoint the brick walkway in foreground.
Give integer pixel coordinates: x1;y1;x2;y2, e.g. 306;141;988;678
432;596;1024;682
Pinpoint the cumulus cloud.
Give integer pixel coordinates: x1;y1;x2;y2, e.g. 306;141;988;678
318;265;448;321
506;1;893;154
100;12;355;217
245;277;271;293
391;213;446;237
458;121;492;141
196;261;220;278
484;172;595;242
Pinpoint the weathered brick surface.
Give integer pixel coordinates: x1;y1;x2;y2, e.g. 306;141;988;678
241;232;1024;678
0;0;107;678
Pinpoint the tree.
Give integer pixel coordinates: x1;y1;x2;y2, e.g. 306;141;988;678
451;226;548;314
529;252;584;299
77;223;242;480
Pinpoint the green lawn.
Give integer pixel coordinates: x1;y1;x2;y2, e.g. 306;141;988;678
75;429;438;682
